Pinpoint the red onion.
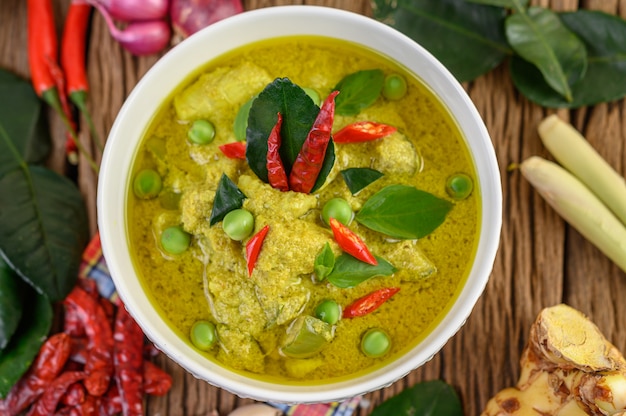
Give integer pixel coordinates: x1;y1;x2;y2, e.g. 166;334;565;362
170;0;243;38
91;0;169;21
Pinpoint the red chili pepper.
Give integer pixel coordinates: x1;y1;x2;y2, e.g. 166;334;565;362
64;287;114;397
219;141;247;159
0;333;72;415
69;336;88;364
25;371;86;416
59;382;85;407
329;217;378;266
266;112;289;191
76;394;100;416
288;90;339;193
333;121;397;143
113;303;144;416
142;361;173;396
246;224;270;276
343;287;400;318
100;384;123;415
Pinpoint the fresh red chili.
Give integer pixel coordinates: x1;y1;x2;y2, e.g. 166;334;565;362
0;332;72;415
142;361;173;396
288;90;339;193
329;217;378;266
25;371;86;416
246;224;270;276
343;287;400;319
219;141;247;159
113;303;144;416
333;121;397;143
266;112;289;191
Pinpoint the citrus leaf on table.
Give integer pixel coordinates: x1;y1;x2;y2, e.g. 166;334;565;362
505;7;587;102
0;69;51;178
0;285;52;398
466;0;528;10
510;10;626;108
370;379;463;416
0;165;88;302
0;257;25;351
371;0;510;82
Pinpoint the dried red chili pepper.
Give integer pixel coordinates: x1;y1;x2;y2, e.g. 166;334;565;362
64;286;114;397
288;90;339;193
0;332;72;415
329;217;377;266
343;287;400;319
69;336;88;364
142;361;173;396
59;382;85;407
113;303;144;416
246;224;270;276
219;141;247;159
100;384;123;415
25;371;86;416
266;112;289;191
333;121;397;143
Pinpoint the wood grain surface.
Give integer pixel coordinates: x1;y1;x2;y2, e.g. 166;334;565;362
1;1;625;415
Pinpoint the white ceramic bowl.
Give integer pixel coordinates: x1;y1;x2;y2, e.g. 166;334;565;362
98;5;502;404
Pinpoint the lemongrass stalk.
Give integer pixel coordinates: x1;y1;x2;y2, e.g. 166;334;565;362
538;114;626;226
521;156;626;273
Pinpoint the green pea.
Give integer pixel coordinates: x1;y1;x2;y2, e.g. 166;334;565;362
303;87;321;106
187;119;216;145
222;209;254;241
160;226;191;255
133;169;162;200
321;198;353;226
314;300;341;325
361;328;391;358
382;73;407;101
190;320;217;351
446;173;474;200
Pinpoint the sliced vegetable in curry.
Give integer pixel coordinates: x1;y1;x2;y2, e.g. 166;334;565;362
127;36;480;381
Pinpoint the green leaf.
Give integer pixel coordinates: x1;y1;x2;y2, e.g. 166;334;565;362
372;0;510;82
209;174;247;226
0;166;88;302
334;69;384;116
341;168;384;195
0;257;25;351
356;185;452;240
510;10;626;108
327;254;396;288
314;242;335;281
466;0;528;11
0;285;52;398
0;69;51;178
505;7;587;102
233;96;255;142
246;78;335;193
370;380;463;416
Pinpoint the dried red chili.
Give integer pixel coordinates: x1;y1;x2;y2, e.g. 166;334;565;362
329;217;377;266
113;303;144;416
266;112;289;191
142;361;173;396
333;121;397;143
288;90;339;193
343;287;400;319
246;224;270;276
25;371;86;416
219;141;247;159
59;382;85;407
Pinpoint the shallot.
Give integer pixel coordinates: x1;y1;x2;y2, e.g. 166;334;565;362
90;0;169;21
170;0;244;38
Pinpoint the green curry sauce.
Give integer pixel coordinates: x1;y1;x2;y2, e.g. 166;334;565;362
127;36;480;383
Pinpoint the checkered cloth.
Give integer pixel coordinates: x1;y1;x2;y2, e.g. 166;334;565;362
79;233;360;415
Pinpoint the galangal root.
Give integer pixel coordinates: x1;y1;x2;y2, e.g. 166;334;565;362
482;304;626;415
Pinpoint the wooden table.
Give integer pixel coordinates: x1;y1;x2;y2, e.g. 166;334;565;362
1;1;625;415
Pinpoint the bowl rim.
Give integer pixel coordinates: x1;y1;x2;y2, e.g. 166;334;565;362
97;4;502;404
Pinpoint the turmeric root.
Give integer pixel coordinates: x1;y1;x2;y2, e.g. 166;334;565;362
482;304;626;415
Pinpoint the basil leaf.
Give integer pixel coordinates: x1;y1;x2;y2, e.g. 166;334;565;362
0;258;25;351
510;10;626;108
334;69;384;116
327;254;396;288
341;168;384;195
209;174;246;226
370;380;463;416
314;242;335;281
356;185;452;240
372;0;510;82
505;7;587;102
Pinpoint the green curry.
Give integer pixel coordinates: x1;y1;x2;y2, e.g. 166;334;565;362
127;36;480;382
